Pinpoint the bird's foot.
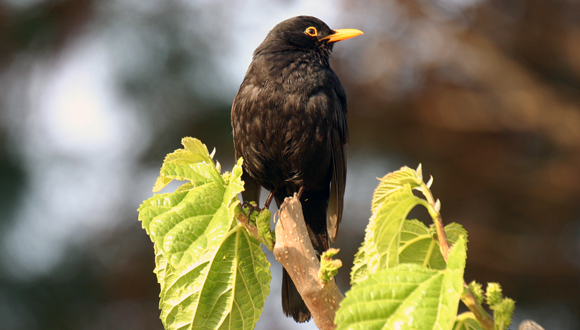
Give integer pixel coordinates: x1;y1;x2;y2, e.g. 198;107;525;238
263;189;276;210
242;202;276;251
239;201;274;250
241;201;260;223
296;186;305;200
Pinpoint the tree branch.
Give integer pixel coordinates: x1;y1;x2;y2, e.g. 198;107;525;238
273;195;344;330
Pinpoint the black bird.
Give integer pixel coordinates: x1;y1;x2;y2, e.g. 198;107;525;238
231;16;362;322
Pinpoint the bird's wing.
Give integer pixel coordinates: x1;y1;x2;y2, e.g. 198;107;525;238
328;130;345;242
327;82;348;242
232;83;263;205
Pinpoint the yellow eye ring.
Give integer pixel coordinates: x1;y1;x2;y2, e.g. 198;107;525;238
304;27;318;37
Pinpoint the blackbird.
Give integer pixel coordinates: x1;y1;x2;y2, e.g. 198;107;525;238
231;16;362;322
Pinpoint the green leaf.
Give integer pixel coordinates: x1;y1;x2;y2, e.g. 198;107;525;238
371;166;423;214
446;235;468;299
444;223;468;243
453;313;483;330
149;182;224;244
138;182;193;237
153;137;223;192
138;138;270;330
336;236;467;330
399;220;468;270
154;242;169;294
350;246;368;287
319;248;342;283
351;184;424;285
372;187;422;269
159;227;270;330
398;219;437;267
353;167;424;285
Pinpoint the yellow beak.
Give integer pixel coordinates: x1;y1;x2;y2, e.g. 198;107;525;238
321;28;364;43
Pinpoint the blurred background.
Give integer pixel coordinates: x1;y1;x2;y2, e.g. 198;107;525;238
0;0;579;329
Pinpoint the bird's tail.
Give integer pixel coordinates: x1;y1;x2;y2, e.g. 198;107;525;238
282;268;311;322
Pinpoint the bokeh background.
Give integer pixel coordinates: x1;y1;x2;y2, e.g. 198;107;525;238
1;0;579;329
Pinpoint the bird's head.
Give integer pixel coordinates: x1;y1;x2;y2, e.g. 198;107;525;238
254;16;363;56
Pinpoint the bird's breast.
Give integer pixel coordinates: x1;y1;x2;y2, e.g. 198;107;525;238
232;80;334;191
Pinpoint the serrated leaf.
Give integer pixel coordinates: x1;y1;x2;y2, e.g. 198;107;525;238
153;176;174;193
399;220;468;270
138;139;270;330
352;185;424;285
336;236;467;330
159;228;270;330
164;149;210;165
370;186;422;269
448;234;467;273
398;219;440;268
350;245;368;286
152;137;223;192
139;183;193;237
444;223;468;246
148;181;225;245
371;166;423;213
154;242;169;294
182;137;212;158
224;158;245;206
160;161;223;188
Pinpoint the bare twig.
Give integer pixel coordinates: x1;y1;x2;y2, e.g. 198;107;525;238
273;195;343;330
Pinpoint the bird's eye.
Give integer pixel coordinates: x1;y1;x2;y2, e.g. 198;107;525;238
304;27;318;37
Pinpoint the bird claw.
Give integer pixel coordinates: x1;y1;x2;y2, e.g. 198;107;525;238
242;201;260;223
